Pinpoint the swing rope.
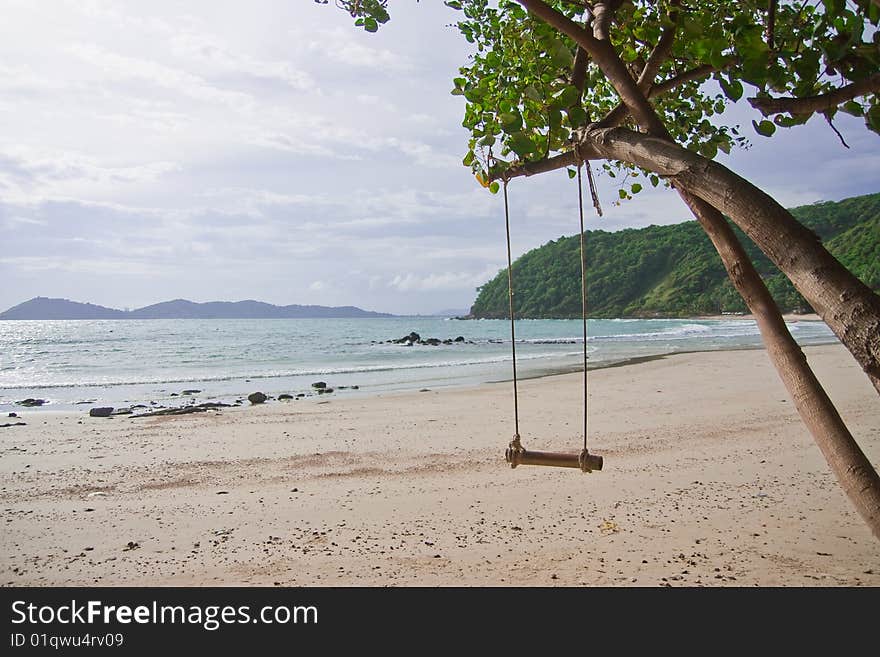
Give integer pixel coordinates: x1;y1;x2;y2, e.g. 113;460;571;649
502;178;520;442
576;160;589;453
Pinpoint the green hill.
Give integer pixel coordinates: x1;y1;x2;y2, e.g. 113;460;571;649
469;192;880;318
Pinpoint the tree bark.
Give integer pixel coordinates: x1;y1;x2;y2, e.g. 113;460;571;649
748;73;880;118
680;191;880;539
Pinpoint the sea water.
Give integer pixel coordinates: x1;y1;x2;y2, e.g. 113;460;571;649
0;317;835;411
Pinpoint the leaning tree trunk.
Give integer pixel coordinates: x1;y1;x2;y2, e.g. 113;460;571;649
680;190;880;540
577;126;880;396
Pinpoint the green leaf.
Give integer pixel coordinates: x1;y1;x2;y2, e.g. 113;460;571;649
556;85;580;108
752;119;776;137
499;111;523;133
841;101;863;117
508;132;535;157
618;188;628;200
489;181;500;194
549;39;574;68
463;150;475;167
567;168;577;179
867;104;880;133
630;183;642;194
718;77;743;102
567;106;588;127
649;174;659;188
363;17;379;33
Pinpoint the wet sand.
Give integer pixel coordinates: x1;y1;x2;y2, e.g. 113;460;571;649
1;343;878;586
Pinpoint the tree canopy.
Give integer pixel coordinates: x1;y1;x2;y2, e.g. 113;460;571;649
327;1;879;190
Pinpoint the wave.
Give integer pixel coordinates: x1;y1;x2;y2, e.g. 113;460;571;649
0;351;565;390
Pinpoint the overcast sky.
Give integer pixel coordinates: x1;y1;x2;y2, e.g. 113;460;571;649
1;1;878;315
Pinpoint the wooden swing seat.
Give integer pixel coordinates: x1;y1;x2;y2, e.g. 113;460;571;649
506;438;603;473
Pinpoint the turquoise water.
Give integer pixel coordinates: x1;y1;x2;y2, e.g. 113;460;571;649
0;317;835;411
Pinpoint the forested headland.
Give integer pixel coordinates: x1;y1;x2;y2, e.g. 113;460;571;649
469;192;880;318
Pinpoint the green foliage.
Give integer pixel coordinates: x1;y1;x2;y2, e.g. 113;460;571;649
469;192;880;318
329;1;880;180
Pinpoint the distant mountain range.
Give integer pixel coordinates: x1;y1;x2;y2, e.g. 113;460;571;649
0;297;395;320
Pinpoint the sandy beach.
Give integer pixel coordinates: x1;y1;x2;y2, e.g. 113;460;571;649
2;343;878;587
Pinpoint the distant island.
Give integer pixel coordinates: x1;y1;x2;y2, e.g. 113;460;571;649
0;297;395;320
469;191;879;318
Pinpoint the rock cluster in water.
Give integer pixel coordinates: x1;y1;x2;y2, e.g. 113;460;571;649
383;332;470;347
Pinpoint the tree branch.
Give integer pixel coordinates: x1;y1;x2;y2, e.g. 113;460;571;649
595;64;717;130
650;63;719;96
748;73;880;117
593;2;684;130
767;0;777;51
571;46;589;92
498;151;581;180
637;0;681;89
591;0;623;40
516;0;669;137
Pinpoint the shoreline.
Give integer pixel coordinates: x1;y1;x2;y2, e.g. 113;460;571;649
692;313;822;322
4;334;839;415
2;342;878;587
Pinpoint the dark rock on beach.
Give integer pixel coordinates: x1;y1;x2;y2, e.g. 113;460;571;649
17;398;46;407
89;407;114;418
8;412;17;418
1;422;27;428
129;402;230;418
182;389;201;395
455;336;465;342
278;394;294;400
311;382;327;389
248;392;267;404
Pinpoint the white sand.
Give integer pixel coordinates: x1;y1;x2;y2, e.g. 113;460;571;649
2;343;878;586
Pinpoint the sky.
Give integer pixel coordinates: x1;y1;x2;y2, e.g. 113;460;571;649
1;0;878;315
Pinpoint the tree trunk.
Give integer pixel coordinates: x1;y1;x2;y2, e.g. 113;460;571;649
577;126;880;396
680;191;880;540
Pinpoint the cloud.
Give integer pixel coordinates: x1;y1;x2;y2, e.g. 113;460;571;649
298;27;413;71
2;215;47;227
0;149;180;203
250;133;362;160
389;266;502;292
169;31;315;91
68;43;256;111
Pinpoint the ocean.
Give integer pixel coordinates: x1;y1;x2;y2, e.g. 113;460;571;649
0;317;836;412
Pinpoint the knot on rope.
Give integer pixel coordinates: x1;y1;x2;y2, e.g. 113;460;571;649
506;434;524;469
